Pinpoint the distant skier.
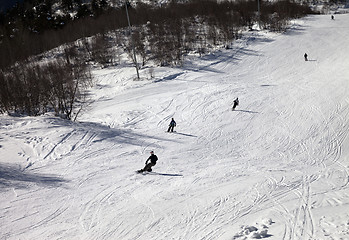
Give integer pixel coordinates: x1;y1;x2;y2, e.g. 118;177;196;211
232;97;239;110
331;15;334;20
304;53;308;61
167;118;176;132
138;151;158;173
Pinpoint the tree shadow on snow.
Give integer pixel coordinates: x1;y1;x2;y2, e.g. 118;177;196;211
284;27;307;36
153;72;185;83
89;123;181;147
0;163;69;190
182;47;260;76
43;117;181;148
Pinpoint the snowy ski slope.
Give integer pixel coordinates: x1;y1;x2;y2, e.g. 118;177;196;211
1;14;349;240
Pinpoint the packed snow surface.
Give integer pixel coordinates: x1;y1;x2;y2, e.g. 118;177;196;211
1;14;349;240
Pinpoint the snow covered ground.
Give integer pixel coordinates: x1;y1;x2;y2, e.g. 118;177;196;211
1;14;349;240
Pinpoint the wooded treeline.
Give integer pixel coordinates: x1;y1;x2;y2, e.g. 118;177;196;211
0;0;313;70
0;46;92;119
0;0;313;118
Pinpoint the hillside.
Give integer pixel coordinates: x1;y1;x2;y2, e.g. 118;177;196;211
1;13;349;240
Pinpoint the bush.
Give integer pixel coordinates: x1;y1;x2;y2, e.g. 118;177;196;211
0;56;92;119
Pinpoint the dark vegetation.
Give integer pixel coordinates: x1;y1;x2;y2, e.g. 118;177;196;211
0;47;92;119
0;0;313;119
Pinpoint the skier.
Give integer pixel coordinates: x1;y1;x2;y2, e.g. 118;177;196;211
304;53;308;61
167;118;176;132
138;151;158;173
232;97;239;110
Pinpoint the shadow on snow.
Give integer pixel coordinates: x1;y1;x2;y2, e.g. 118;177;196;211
234;109;259;114
45;116;181;148
149;172;183;177
172;132;197;137
0;163;69;190
154;46;263;84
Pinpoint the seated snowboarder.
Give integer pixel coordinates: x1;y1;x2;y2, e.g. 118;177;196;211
232;97;239;110
167;118;176;132
138;151;158;173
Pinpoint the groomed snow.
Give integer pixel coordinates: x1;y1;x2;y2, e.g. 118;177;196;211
1;14;349;240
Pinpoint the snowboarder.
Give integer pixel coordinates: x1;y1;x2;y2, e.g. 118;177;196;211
167;118;176;132
232;97;239;110
304;53;308;61
138;151;158;173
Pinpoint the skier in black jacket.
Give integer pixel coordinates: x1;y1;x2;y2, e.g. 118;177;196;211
167;118;176;132
232;97;239;110
138;151;158;173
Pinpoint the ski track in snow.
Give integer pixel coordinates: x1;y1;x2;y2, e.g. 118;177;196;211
1;14;349;240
